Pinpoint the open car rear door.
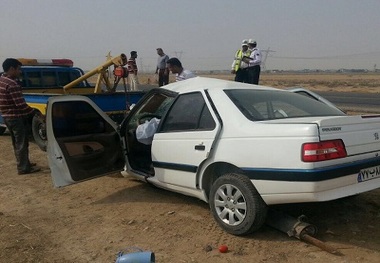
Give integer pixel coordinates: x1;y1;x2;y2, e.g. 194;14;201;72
46;95;125;187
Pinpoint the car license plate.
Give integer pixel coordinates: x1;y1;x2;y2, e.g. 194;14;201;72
357;165;380;182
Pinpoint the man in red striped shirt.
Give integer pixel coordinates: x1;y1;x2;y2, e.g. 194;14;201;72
0;58;40;174
127;51;139;91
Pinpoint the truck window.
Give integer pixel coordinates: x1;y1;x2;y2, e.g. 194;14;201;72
42;71;57;86
70;69;85;87
58;71;72;86
26;71;42;87
57;69;86;87
21;67;88;88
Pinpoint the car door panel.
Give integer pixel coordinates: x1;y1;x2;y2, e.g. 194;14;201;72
63;141;104;157
46;96;125;187
152;92;221;189
55;132;123;182
152;132;217;188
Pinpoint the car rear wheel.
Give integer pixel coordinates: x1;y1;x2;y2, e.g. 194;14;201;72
209;173;267;235
32;115;47;151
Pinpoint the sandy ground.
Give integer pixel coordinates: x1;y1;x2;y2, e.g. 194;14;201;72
1;73;380;262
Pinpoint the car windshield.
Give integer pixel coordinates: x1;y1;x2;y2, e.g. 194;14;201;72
225;89;345;121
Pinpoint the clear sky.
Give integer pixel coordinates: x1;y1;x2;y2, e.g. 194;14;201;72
1;0;380;72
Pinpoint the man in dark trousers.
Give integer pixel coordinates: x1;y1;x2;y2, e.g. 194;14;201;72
155;48;169;86
231;40;250;83
0;58;40;174
246;39;262;85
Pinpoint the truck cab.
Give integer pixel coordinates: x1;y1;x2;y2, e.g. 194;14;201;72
18;58;93;94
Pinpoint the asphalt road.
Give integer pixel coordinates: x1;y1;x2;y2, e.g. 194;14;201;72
316;91;380;113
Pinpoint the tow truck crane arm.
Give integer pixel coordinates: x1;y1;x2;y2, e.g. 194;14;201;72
63;54;127;94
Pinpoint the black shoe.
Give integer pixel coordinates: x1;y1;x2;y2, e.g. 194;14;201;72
18;167;41;175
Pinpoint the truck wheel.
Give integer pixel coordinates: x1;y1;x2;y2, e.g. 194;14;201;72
209;173;268;236
32;115;47;151
0;126;5;135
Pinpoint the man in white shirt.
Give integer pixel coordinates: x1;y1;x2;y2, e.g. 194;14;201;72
166;57;196;81
246;39;262;85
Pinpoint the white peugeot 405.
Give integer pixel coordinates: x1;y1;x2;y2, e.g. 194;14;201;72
46;77;380;235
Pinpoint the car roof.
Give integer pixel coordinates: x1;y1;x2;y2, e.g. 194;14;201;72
162;76;279;94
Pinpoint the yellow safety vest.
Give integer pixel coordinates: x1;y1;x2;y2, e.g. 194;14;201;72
233;49;251;71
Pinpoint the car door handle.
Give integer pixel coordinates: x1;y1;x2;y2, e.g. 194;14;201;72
83;145;94;153
195;144;205;151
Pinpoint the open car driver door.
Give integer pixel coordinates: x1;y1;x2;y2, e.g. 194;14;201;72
46;96;125;187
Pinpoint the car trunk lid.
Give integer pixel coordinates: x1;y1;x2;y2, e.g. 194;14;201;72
315;115;380;156
268;115;380;156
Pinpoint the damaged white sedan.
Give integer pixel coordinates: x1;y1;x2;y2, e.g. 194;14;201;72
46;77;380;235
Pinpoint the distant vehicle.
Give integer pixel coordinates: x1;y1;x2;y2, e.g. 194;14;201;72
0;56;145;151
46;77;380;235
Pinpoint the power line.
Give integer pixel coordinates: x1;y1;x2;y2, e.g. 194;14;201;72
261;47;276;71
271;51;380;60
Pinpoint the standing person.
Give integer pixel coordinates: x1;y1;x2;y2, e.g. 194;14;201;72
155;48;169;86
166;57;196;81
127;51;139;91
112;53;128;91
0;58;40;175
246;39;262;85
231;40;251;83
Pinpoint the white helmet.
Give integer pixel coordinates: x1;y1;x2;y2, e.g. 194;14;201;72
248;39;257;45
241;39;248;46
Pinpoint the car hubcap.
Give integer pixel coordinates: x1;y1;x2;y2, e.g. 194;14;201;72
38;123;46;140
214;184;247;226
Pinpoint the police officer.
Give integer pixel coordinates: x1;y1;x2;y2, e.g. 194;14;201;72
246;39;262;85
231;40;251;83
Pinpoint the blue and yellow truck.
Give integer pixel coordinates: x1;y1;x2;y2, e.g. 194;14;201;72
0;55;145;151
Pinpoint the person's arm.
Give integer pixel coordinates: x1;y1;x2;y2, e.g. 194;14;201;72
134;61;138;75
164;56;169;75
155;58;160;74
248;49;261;66
252;50;261;64
231;50;239;73
231;56;237;74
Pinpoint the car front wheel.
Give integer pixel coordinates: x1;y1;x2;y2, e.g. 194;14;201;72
32;115;47;151
209;173;267;236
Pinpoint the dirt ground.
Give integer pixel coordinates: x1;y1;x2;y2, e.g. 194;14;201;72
1;74;379;263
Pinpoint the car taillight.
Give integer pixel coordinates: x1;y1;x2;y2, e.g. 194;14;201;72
302;139;347;162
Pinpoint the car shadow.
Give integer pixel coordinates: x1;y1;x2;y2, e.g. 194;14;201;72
92;177;380;253
248;192;380;253
92;178;208;207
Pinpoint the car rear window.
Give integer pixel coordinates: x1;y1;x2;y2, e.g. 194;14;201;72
225;89;345;121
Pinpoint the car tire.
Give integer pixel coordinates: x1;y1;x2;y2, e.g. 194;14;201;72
0;126;6;135
32;115;47;151
209;173;268;236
